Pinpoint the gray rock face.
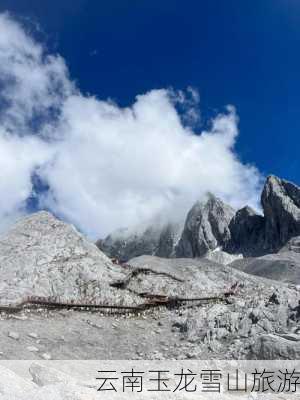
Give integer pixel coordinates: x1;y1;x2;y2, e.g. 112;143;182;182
96;226;160;262
0;211;139;306
155;222;182;258
226;206;265;256
250;334;300;359
227;175;300;256
175;175;300;258
176;194;235;257
262;175;300;251
228;175;300;256
97;221;182;262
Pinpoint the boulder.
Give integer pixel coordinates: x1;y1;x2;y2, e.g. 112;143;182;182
250;334;300;359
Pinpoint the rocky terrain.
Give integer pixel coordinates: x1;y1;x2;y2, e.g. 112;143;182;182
0;254;298;361
0;174;299;361
231;240;300;284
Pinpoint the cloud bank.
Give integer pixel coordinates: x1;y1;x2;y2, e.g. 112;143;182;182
0;13;263;238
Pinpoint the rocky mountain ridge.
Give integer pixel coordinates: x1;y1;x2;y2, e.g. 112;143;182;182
97;175;300;262
96;220;183;262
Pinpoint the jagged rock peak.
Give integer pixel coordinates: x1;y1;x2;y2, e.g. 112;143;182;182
236;205;258;217
262;175;300;250
97;175;300;262
176;193;235;257
263;175;300;207
97;220;183;262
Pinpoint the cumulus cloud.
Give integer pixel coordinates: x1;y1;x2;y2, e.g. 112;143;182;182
0;13;72;135
0;13;263;238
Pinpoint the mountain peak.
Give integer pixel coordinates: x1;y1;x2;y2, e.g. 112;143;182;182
176;195;235;257
262;175;300;250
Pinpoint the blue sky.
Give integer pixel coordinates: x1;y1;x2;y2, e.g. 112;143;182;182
0;1;298;236
1;0;299;181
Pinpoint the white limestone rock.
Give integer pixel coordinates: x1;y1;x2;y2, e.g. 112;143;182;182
0;365;37;396
0;211;139;306
204;249;243;265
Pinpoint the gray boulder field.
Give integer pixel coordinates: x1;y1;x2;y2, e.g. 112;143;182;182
122;255;300;359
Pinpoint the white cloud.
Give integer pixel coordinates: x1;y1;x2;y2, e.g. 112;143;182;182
0;13;72;134
0;129;52;232
0;13;263;238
